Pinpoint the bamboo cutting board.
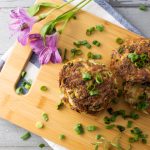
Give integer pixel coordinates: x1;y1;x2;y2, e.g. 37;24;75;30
0;0;149;149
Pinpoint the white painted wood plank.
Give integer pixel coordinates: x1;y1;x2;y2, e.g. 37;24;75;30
108;0;150;7
0;147;50;150
0;8;16;55
0;119;50;147
0;0;150;8
115;7;150;37
0;0;34;8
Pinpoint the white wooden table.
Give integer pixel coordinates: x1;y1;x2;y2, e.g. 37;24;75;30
0;0;150;149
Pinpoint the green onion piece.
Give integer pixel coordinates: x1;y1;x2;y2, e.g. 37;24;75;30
74;40;88;47
116;38;124;45
127;120;133;128
16;87;24;95
89;90;99;96
63;48;68;63
40;86;48;91
85;43;92;49
129;127;148;144
93;40;101;47
74;123;84;135
129;137;136;143
73;41;81;48
20;132;31;140
136;101;149;110
80;40;88;45
39;143;45;148
116;125;125;132
128;53;139;63
42;113;49;122
58;48;62;56
87;125;97;131
86;27;95;36
118;47;124;54
95;73;103;84
136;93;150;110
24;83;31;90
82;72;91;81
59;134;66;140
105;124;115;130
36;121;44;129
129;112;139;120
71;48;83;58
104;116;111;124
21;71;27;78
96;25;104;32
57;101;64;110
139;4;148;11
96;134;102;140
128;53;148;68
87;52;102;59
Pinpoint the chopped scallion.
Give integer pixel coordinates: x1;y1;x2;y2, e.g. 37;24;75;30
96;25;104;32
59;134;66;140
42;113;49;122
139;4;148;11
40;86;48;91
116;38;124;45
82;72;91;81
57;101;64;110
39;143;45;148
21;71;27;78
16;87;24;95
74;123;84;135
87;125;97;131
20;132;31;140
93;40;101;47
96;134;102;140
127;120;133;128
36;121;44;129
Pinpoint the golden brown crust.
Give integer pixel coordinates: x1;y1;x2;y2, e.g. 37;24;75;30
59;59;117;114
110;38;150;83
110;38;150;113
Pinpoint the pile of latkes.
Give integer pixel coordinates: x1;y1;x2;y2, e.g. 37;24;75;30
59;38;150;114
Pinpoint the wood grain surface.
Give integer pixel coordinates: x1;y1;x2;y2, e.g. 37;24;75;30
0;0;150;150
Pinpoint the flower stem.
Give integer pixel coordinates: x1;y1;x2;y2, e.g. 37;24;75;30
59;0;86;17
58;0;93;33
73;0;93;13
37;0;75;21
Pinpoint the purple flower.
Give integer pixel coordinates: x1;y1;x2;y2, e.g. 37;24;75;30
29;32;62;65
9;8;36;46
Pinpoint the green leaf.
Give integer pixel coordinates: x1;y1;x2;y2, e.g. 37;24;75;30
28;2;58;16
28;4;40;16
41;21;56;38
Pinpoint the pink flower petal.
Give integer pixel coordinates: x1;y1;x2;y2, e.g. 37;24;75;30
51;48;62;63
9;8;36;46
17;28;30;46
45;32;59;48
29;34;44;54
39;48;52;65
